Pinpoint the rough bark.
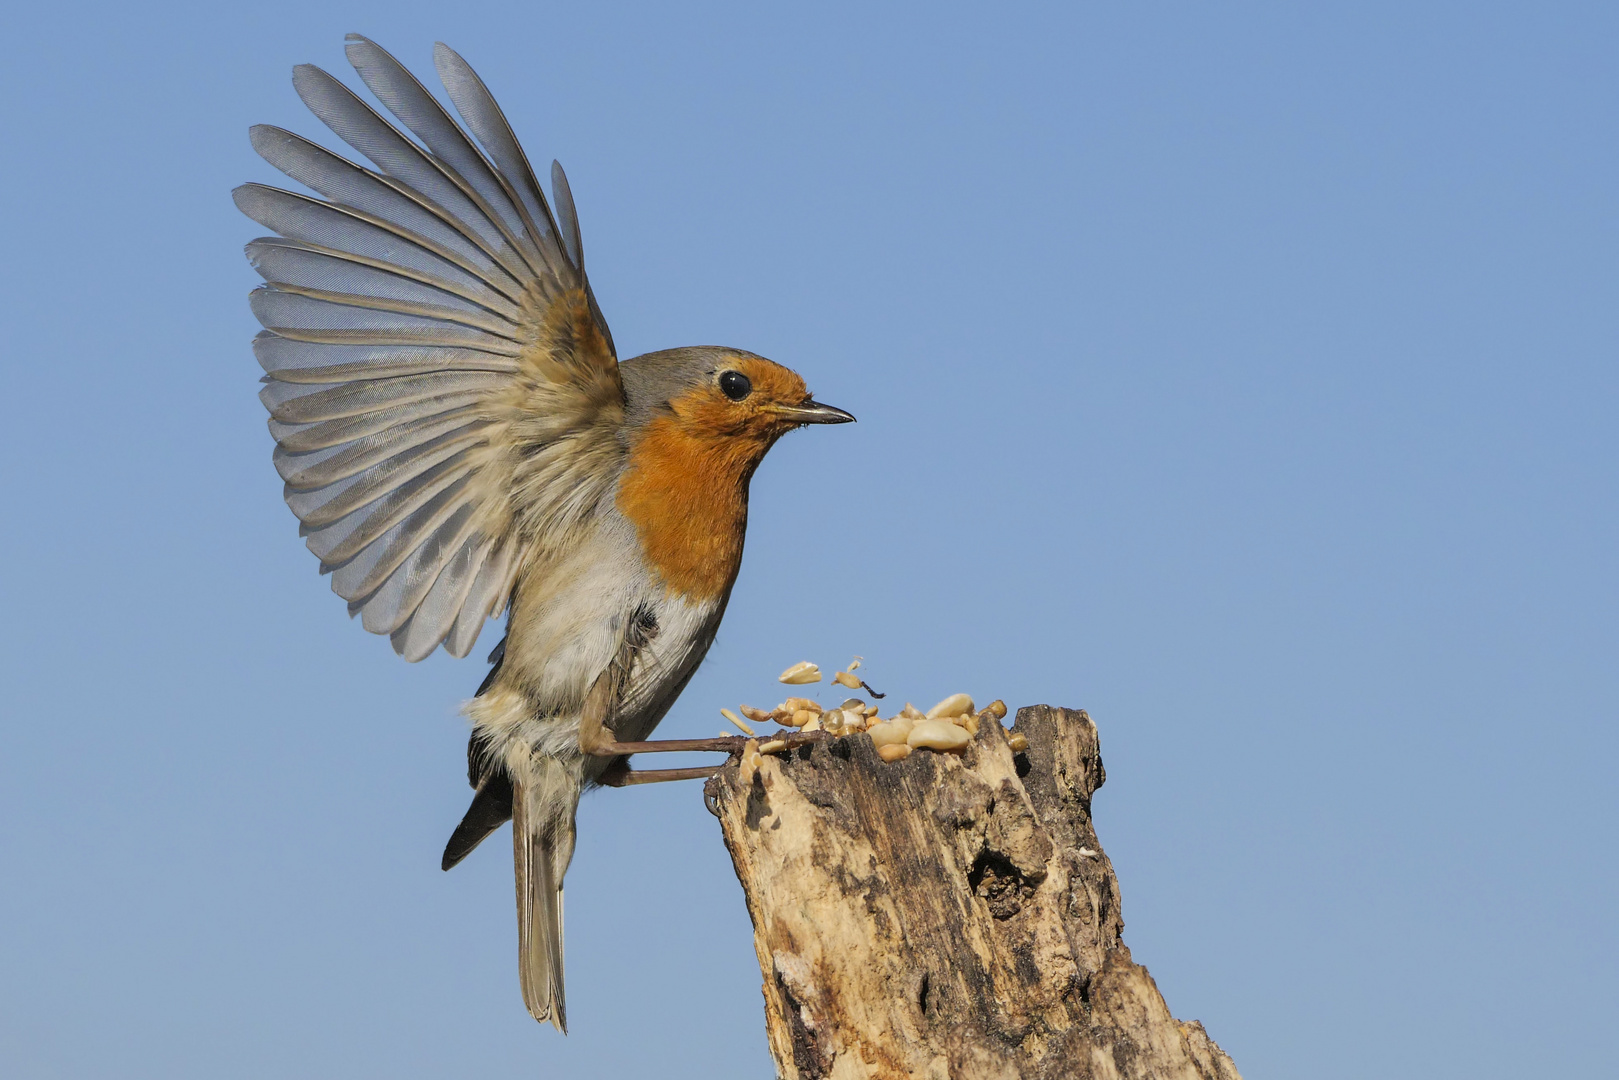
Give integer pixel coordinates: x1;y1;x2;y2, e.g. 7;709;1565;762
705;705;1242;1080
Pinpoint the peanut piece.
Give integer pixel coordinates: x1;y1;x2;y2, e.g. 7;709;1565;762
926;693;975;720
867;720;913;748
779;661;821;685
907;719;971;752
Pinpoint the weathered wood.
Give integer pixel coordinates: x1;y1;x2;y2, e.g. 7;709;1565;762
706;705;1242;1080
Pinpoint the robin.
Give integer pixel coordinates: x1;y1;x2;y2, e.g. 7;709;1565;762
236;35;853;1032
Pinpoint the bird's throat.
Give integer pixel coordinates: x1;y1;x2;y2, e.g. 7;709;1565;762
616;415;771;601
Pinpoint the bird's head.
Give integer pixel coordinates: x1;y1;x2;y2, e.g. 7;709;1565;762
622;347;854;451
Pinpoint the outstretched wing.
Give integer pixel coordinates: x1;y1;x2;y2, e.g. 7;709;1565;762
238;36;624;661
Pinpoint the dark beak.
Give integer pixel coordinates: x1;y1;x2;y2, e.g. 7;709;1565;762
771;398;856;425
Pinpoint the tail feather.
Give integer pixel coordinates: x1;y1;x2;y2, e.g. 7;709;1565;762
441;771;512;871
512;760;578;1032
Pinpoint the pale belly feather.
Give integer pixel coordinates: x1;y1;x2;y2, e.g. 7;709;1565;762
463;513;728;784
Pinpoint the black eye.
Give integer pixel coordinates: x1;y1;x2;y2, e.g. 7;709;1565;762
719;370;752;401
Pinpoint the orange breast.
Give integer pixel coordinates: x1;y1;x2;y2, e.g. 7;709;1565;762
615;414;770;601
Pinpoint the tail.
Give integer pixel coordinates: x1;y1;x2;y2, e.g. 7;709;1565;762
511;757;580;1032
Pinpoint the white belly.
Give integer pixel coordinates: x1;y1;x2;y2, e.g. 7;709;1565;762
462;515;726;772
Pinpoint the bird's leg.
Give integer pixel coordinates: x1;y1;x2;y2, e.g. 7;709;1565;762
596;760;724;787
577;671;825;775
577;672;749;757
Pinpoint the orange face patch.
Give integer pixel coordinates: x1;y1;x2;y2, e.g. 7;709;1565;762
665;355;811;439
615;355;813;600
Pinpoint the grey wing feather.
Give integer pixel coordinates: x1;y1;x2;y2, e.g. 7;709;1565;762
343;35;568;280
275;418;490;489
432;43;567;271
300;455;475;564
288;64;530;278
549;161;585;272
269;394;486;453
248;125;518;284
235;185;514;303
241;40;620;660
392;536;489;662
260;372;508;425
247;238;519;322
447;543;514;658
252;334;519;384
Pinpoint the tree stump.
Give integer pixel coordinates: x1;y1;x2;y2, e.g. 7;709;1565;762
705;705;1242;1080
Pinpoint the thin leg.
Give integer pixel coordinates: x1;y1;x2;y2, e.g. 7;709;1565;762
586;731;827;756
597;761;724;787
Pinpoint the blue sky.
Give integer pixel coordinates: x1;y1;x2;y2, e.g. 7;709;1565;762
1;2;1614;1077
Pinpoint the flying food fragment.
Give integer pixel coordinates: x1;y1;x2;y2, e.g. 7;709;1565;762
721;708;754;736
779;661;821;685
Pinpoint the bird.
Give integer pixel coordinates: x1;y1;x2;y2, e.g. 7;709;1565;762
236;34;854;1033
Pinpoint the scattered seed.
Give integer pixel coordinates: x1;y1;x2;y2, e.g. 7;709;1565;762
1007;732;1029;752
779;661;821;685
724;675;1005;764
868;719;913;748
907;719;971;752
948;712;980;736
848;657;862;671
